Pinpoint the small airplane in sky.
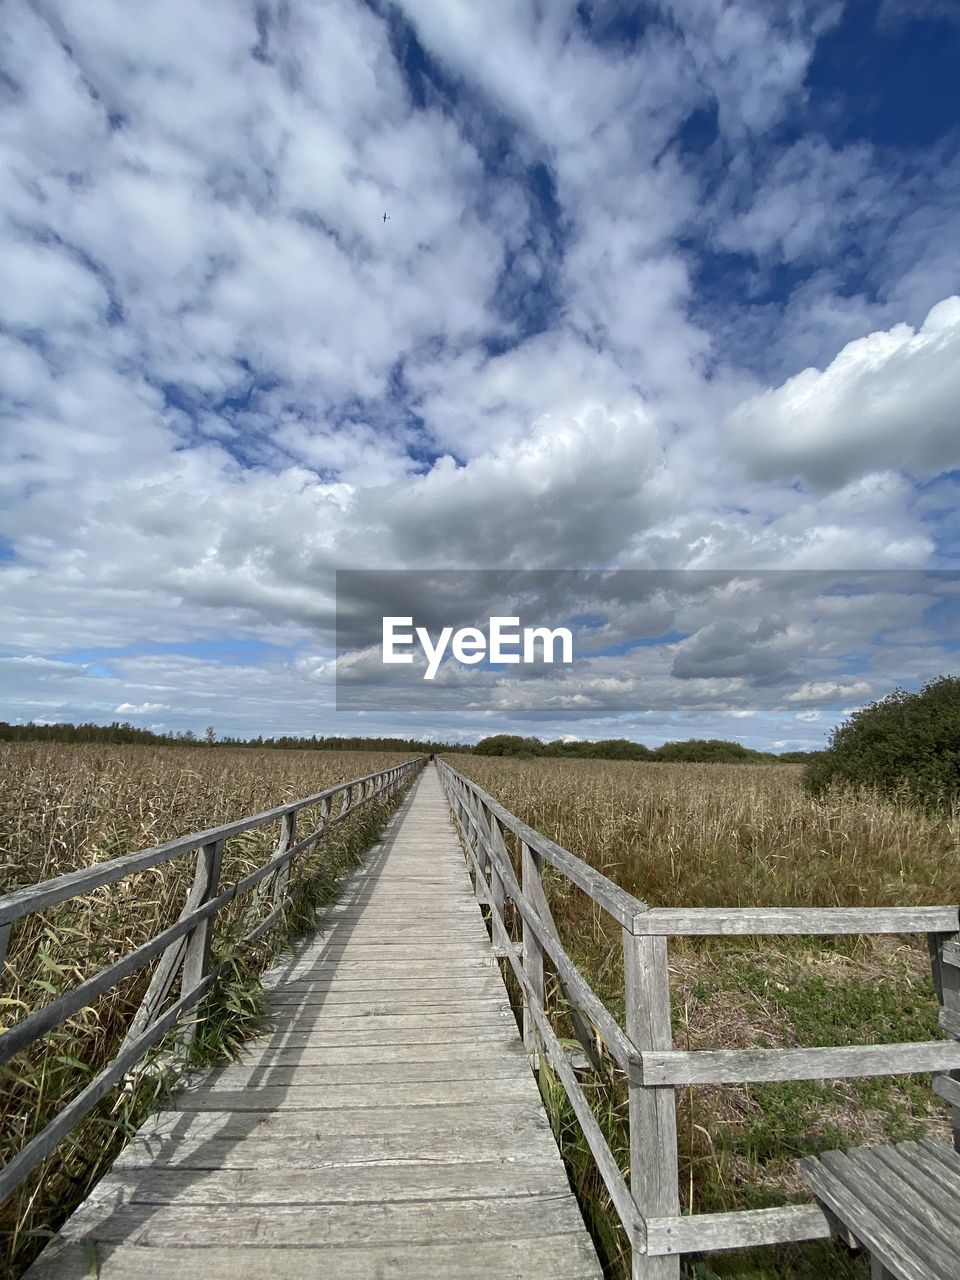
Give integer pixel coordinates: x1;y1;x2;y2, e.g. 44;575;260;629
382;212;390;223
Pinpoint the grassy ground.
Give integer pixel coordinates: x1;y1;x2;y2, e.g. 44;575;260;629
449;755;960;1280
0;742;417;1278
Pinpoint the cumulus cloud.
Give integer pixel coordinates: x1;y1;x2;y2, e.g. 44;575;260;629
728;297;960;487
786;680;873;703
1;2;957;743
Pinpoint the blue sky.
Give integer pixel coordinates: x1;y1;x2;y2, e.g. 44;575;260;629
1;0;959;747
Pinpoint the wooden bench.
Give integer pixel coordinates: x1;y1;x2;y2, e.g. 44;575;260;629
798;1139;960;1280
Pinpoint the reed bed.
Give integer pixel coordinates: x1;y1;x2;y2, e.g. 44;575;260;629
0;742;414;1277
451;756;960;1280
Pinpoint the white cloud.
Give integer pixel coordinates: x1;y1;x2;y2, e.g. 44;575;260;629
715;138;884;265
728;296;960;487
787;680;873;703
0;2;956;744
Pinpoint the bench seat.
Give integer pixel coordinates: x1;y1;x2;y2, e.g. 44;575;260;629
798;1139;960;1280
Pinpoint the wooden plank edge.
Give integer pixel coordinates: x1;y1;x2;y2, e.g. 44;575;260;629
644;1203;834;1256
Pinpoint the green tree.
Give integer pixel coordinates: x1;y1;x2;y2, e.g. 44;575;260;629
653;738;773;763
473;734;543;757
803;675;960;810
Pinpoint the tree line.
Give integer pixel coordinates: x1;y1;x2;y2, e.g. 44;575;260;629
2;674;955;808
0;720;814;762
469;734;810;762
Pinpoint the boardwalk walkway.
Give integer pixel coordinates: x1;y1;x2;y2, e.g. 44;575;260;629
28;765;602;1279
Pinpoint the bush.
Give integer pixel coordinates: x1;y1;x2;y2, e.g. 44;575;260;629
803;675;960;810
473;734;545;757
652;738;774;764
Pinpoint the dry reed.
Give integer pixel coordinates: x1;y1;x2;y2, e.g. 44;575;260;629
0;742;413;1277
452;756;960;1279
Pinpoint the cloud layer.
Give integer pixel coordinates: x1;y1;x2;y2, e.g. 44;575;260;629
2;1;958;742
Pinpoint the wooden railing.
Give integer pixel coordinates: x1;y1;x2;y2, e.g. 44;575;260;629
0;756;423;1202
437;758;960;1278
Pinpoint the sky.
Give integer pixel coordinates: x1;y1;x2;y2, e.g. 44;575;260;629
2;0;959;750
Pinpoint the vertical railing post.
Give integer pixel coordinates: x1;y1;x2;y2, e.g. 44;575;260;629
340;783;353;817
460;784;476;859
520;840;545;1056
488;810;507;926
272;810;297;910
474;793;491;880
622;927;680;1279
180;837;225;1044
929;929;960;1149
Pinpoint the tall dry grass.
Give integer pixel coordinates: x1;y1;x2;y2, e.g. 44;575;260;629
451;756;960;1279
0;742;414;1277
455;757;960;911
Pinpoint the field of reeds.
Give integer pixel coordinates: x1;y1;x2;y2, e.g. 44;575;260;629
450;755;960;1280
0;742;415;1279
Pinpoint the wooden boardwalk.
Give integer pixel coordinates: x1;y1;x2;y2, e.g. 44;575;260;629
28;765;602;1279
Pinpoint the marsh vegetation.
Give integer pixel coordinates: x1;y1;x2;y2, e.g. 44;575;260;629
0;742;413;1277
451;755;960;1279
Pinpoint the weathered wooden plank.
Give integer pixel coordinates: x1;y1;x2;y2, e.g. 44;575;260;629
320;909;483;923
894;1140;960;1201
266;990;510;1010
189;1058;531;1091
623;930;680;1279
228;1040;524;1068
473;820;634;1071
27;1237;603;1279
642;1039;960;1085
85;1161;570;1206
819;1149;956;1279
54;1193;594;1247
521;841;546;1056
798;1155;937;1280
179;838;225;1045
123;1102;553;1146
644;1203;833;1255
115;1116;558;1170
867;1146;960;1232
919;1135;960;1178
930;930;960;1148
244;1026;521;1049
268;972;505;992
177;1077;536;1111
274;958;499;976
260;1007;517;1032
844;1147;959;1263
631;906;960;936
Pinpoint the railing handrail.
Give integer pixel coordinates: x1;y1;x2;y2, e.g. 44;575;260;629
0;756;425;1203
437;759;649;928
437;758;959;938
0;759;423;928
436;756;960;1275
